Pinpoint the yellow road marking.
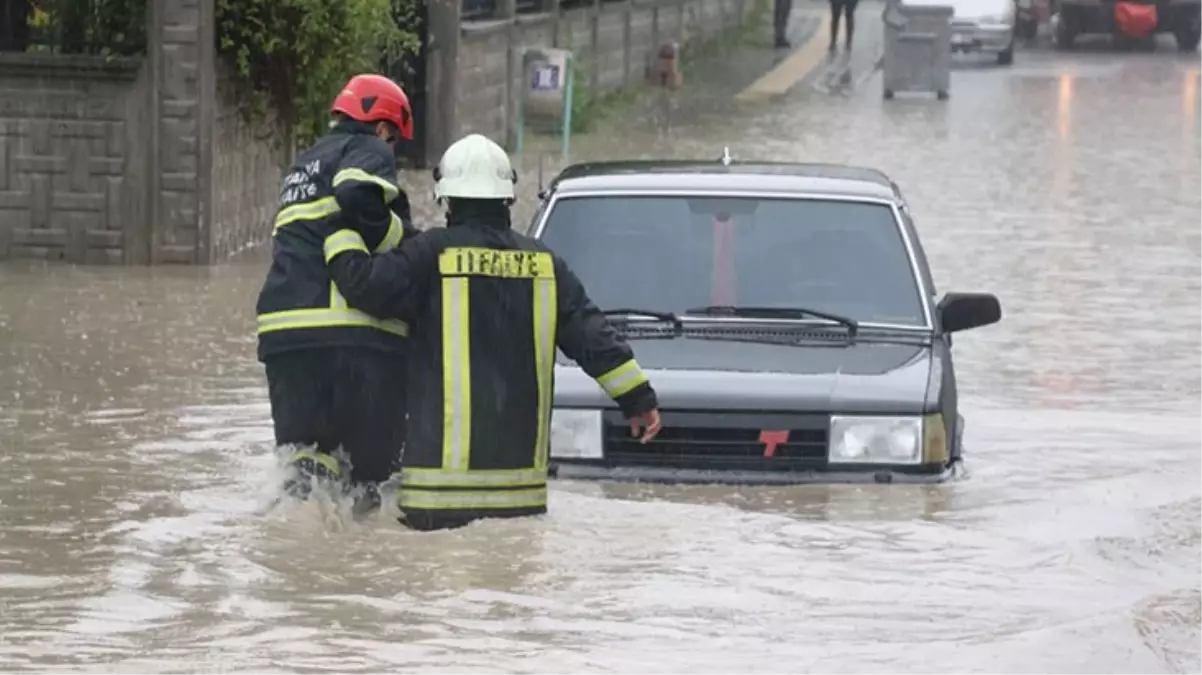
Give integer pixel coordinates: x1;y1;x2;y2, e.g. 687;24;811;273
736;12;833;102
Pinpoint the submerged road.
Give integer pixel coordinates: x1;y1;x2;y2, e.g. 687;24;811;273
0;33;1199;673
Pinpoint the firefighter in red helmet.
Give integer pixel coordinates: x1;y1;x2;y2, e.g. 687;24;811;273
255;73;420;514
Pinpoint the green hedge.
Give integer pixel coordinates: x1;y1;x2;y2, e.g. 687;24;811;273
216;0;420;148
14;0;419;148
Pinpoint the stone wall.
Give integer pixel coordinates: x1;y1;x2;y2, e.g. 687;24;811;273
0;0;219;265
208;77;286;261
0;55;148;264
456;0;750;146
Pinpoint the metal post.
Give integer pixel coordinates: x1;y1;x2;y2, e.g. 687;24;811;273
562;53;574;164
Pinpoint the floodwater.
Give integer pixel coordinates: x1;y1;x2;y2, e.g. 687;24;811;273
1;34;1200;674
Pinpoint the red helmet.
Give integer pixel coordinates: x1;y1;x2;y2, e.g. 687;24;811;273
330;74;414;140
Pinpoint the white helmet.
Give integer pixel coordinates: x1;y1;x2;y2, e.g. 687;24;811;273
434;134;516;200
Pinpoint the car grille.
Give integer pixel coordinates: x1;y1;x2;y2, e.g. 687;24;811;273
601;411;829;472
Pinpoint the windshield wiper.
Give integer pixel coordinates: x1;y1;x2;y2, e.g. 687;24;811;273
602;308;684;334
683;305;858;338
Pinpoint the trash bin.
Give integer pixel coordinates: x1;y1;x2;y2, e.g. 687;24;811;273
881;0;954;100
515;47;576;162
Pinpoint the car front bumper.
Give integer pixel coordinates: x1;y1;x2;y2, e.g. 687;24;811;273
550;461;952;485
951;24;1015;52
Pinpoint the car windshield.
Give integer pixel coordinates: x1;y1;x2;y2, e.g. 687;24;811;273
538;194;928;326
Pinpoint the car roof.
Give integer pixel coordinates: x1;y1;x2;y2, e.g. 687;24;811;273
547;160;903;202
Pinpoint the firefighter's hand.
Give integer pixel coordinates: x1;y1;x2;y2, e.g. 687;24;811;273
628;408;663;444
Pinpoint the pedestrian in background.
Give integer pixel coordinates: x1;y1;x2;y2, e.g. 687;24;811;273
773;0;793;48
829;0;860;54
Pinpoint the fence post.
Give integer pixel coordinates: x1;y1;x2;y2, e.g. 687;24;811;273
427;0;461;162
624;0;637;85
589;0;600;95
196;0;216;264
551;0;563;46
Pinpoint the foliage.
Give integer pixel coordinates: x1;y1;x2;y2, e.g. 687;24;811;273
216;0;420;149
19;0;146;56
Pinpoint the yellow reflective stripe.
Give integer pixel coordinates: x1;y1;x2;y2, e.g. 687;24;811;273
442;277;472;472
596;359;649;398
375;211;405;252
532;277;557;470
400;467;546;488
329;281;347;309
273;196;340;235
398;486;547;511
286;449;342;478
332;168;400;202
257;308;409;337
323;229;369;264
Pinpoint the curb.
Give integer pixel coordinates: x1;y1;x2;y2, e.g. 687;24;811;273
734;12;834;102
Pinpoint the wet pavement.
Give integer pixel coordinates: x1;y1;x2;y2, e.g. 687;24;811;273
1;28;1200;674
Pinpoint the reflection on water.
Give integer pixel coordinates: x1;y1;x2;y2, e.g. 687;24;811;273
0;45;1199;673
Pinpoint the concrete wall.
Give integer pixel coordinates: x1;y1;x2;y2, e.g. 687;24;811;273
455;0;750;146
0;0;223;265
0;55;148;264
0;0;279;265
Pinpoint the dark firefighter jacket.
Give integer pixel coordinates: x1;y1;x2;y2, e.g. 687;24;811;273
255;120;420;361
323;208;659;520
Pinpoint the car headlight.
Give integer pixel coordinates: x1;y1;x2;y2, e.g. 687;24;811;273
829;415;924;464
550;409;603;459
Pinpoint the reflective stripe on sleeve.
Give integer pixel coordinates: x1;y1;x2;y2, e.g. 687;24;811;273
273;196;340;235
441;277;472;473
596;359;649;398
399;467;546;489
397;486;547;511
332;168;401;202
375;211;405;252
323;229;369;264
532;277;557;470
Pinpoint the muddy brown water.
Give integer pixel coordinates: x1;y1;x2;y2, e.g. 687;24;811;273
0;40;1199;673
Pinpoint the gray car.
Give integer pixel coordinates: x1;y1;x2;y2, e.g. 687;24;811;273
532;157;1002;485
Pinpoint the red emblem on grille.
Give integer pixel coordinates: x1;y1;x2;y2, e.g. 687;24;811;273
759;430;789;458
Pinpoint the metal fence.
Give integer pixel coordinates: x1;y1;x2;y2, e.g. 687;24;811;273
1;0;147;55
462;0;624;21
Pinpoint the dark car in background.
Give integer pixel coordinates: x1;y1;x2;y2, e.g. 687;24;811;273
532;157;1003;485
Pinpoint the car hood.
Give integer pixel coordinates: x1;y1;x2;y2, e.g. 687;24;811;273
554;337;934;413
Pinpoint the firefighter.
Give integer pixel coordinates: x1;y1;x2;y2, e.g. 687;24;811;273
322;133;664;531
255;73;419;513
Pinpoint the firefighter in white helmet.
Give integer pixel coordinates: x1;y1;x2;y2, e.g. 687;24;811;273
322;133;663;531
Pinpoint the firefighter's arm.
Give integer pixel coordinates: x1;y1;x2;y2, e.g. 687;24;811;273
322;229;435;321
388;191;422;240
552;255;659;418
332;137;407;252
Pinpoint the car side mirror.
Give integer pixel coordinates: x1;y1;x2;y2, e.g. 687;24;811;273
937;292;1001;334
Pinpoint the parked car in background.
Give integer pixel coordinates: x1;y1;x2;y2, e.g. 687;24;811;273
909;0;1018;64
1050;0;1200;50
533;157;1003;486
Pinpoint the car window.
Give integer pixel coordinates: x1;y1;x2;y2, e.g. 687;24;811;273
538;195;928;326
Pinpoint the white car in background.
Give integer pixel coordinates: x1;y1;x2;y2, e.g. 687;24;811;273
911;0;1019;64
